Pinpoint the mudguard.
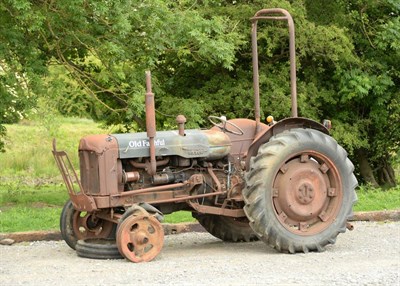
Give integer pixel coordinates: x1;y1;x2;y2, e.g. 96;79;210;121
245;117;329;170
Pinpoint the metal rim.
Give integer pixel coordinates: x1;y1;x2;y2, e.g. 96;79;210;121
72;211;114;240
272;151;343;236
117;215;164;263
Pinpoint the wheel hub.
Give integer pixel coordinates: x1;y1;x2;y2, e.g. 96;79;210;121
72;211;114;239
296;183;315;204
272;152;342;235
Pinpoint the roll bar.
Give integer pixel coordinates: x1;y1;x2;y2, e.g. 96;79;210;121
251;8;298;133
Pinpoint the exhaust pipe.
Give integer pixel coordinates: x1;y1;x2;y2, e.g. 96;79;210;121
145;71;157;176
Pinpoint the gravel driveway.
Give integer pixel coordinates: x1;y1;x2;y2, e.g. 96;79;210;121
1;221;399;285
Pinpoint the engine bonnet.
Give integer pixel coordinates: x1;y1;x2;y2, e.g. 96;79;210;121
111;129;231;160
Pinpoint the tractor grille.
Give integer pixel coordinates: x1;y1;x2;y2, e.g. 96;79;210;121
79;150;100;194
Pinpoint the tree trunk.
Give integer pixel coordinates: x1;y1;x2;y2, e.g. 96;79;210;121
357;149;379;187
377;158;397;187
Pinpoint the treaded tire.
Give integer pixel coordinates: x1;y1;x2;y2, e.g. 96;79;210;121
75;238;123;260
243;128;357;253
60;200;116;250
194;214;258;242
60;200;79;250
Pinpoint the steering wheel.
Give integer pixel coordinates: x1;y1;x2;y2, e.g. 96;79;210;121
208;116;244;136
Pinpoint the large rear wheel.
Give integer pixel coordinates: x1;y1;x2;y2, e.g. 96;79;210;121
243;128;357;253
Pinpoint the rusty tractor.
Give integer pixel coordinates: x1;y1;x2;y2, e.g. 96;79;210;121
52;8;357;262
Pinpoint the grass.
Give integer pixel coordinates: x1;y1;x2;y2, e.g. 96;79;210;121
0;117;398;233
0;182;195;232
0;116;108;180
353;185;400;212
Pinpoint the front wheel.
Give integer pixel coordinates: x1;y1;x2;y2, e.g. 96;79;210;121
60;200;115;250
243;128;357;253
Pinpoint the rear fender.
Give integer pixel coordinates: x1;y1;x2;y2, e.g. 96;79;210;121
245;117;329;171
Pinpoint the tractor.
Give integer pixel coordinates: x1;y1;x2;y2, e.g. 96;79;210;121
52;8;357;263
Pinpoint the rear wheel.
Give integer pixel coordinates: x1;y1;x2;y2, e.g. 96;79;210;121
243;128;357;253
194;214;258;242
60;200;115;250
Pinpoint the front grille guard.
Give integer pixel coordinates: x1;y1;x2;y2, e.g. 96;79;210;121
52;139;97;211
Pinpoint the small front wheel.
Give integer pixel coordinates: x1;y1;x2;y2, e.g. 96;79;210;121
116;208;164;263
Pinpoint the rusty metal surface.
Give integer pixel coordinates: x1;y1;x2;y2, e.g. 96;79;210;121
251;8;298;134
211;118;269;162
52;139;97;212
117;215;164;262
245;117;329;170
79;134;121;197
71;210;115;240
145;71;157;176
272;151;342;235
176;115;187;136
129;157;169;170
188;202;245;217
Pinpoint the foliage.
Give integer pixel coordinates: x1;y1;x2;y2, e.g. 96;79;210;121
0;0;399;185
306;0;400;186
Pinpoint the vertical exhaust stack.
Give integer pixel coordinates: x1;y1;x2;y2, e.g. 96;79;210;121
145;71;157;175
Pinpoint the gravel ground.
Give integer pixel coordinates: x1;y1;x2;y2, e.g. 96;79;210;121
0;221;399;286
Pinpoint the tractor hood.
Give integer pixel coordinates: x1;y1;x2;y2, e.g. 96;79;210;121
111;129;231;160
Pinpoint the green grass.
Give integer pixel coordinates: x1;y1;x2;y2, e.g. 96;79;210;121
0;117;108;181
0;183;67;232
0;117;399;233
0;182;195;232
0;206;63;232
164;211;196;224
354;185;400;212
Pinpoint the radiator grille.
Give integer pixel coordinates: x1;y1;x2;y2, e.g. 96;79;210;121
79;151;100;194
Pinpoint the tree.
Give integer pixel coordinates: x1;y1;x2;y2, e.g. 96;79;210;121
1;0;398;186
303;0;400;186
